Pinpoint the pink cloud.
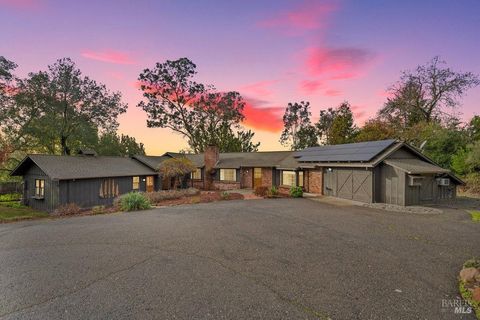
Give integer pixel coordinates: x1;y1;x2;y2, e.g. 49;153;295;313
258;0;337;34
240;80;278;97
305;46;375;79
243;99;284;132
0;0;40;9
300;80;323;95
81;50;136;65
324;89;341;96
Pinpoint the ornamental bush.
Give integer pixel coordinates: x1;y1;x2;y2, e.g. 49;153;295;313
254;186;269;197
290;186;303;198
119;192;151;211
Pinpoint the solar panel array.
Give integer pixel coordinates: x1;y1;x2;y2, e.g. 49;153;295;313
294;139;396;162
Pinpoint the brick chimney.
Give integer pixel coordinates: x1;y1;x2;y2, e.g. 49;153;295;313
204;145;219;190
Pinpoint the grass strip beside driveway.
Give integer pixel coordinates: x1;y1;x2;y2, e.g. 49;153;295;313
0;202;49;222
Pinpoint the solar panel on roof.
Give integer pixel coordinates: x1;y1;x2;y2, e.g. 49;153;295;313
295;139;396;162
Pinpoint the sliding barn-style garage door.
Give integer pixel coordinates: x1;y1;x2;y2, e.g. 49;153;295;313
327;168;373;203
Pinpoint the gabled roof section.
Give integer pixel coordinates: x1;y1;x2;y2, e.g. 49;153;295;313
295;139;397;163
384;159;450;174
132;155;171;170
11;154;157;180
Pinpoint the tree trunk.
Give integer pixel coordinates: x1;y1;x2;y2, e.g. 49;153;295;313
61;136;70;155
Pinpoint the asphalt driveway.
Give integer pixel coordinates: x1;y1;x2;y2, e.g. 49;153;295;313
0;199;478;319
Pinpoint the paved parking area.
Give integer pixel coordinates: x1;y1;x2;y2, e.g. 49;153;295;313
0;198;478;319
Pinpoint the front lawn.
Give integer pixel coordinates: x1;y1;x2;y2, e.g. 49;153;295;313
469;210;480;222
0;201;49;222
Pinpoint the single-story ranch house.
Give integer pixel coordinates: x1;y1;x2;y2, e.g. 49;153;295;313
11;139;463;211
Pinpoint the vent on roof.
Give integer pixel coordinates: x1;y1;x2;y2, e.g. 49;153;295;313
77;149;97;156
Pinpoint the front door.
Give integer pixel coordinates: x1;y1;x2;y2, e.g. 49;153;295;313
146;176;154;192
253;168;262;188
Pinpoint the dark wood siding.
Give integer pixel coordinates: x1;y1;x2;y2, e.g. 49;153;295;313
380;164;406;206
59;175;156;208
22;164;59;212
322;167;373;203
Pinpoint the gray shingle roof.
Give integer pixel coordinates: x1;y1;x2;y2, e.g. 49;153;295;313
295;139;397;163
214;151;295;169
135;151;301;169
132;155;171;170
383;159;450;174
11;154;157;180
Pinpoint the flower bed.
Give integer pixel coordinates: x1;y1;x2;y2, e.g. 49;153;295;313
153;190;244;207
458;258;480;319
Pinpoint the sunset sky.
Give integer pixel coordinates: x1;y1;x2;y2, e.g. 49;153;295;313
1;0;479;154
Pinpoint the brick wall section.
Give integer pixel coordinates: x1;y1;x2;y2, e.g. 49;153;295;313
204;146;219;190
241;168;253;188
308;169;323;195
212;181;240;190
261;168;273;187
191;180;204;189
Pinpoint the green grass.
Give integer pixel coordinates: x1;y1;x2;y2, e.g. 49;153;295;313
0;201;49;222
468;210;480;222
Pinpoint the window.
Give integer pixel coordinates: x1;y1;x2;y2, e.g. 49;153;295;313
191;168;202;180
298;171;304;187
220;169;236;181
99;179;119;198
281;171;296;186
132;176;140;190
35;179;45;198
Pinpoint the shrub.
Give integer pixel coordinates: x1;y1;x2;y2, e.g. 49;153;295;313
119;192;151;211
254;186;269;197
267;186;279;198
91;205;106;215
463;172;480;195
0;193;21;202
144;188;200;204
463;258;480;269
53;203;81;216
290;186;303;198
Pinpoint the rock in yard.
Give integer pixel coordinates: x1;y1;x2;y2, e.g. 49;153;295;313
459;268;480;283
473;287;480;303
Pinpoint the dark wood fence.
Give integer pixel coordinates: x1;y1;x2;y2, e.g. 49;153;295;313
0;182;23;195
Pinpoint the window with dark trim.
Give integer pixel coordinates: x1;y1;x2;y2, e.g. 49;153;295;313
35;179;45;199
99;179;119;198
191;168;202;180
298;171;304;187
220;169;236;181
132;176;140;190
281;171;296;186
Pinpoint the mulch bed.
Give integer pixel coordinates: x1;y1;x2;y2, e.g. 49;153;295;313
153;191;244;207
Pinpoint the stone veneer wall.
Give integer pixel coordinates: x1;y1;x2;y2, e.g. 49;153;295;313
307;169;323;194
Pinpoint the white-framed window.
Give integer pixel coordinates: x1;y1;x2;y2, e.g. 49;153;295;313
191;168;202;180
35;179;45;198
281;171;296;186
132;176;140;190
220;169;236;181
